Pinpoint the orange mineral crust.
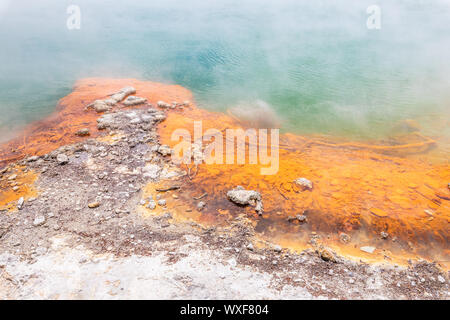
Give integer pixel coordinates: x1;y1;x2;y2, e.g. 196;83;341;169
157;91;449;266
0;166;38;211
0;78;448;266
0;78;193;169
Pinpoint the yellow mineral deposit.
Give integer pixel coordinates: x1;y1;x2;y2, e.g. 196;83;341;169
0;166;38;212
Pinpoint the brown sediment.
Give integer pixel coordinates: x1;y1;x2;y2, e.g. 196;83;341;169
1;78;449;267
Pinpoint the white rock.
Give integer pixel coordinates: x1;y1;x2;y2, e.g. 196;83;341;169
33;215;46;227
142;164;161;180
157;145;172;156
197;201;206;211
123;96;147;106
273;245;282;253
17;197;24;210
157;101;171;108
226;186;263;215
93;100;110;113
110;86;136;102
147;200;156;210
293;178;313;190
56;154;69;165
360;246;376;254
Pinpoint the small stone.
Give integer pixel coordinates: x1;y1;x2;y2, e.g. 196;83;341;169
56;154;69;165
246;243;254;251
157;145;172;156
75;128;90;136
147;200;156;210
27;156;39;162
110;86;136;103
296;214;307;223
33;215;46;226
226;186;263;215
160;221;170;228
142;164;161;180
197;201;206;211
163;212;172;219
92;100;110;113
424;209;434;216
17;197;24;210
8;174;17;181
88;202;100;209
437;275;445;284
123;96;147;106
380;231;389;239
293;177;313;191
12;186;19;192
319;248;336;262
273;245;282;253
157;101;171;108
360;246;376;254
339;233;350;243
157;199;166;207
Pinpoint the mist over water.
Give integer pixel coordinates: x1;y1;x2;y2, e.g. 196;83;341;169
0;0;449;141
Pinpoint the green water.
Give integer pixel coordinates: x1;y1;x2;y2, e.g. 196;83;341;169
0;0;449;141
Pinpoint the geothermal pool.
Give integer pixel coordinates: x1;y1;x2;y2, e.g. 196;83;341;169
0;0;449;143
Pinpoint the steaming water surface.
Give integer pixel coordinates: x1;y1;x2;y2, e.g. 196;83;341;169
0;0;449;142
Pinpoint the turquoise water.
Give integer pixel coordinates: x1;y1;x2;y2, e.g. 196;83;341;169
0;0;449;141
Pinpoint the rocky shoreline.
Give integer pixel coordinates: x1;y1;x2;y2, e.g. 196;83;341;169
0;81;448;299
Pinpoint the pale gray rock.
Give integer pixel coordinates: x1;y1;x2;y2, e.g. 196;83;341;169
142;164;161;180
197;201;206;211
157;101;171;108
293;178;313;191
56;154;69;165
360;246;376;254
110;86;136;103
123;96;147;106
33;215;46;227
158;145;172;156
226;186;263;215
93;100;110;113
17;197;24;210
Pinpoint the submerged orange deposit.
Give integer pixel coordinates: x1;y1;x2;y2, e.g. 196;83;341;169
0;78;449;267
